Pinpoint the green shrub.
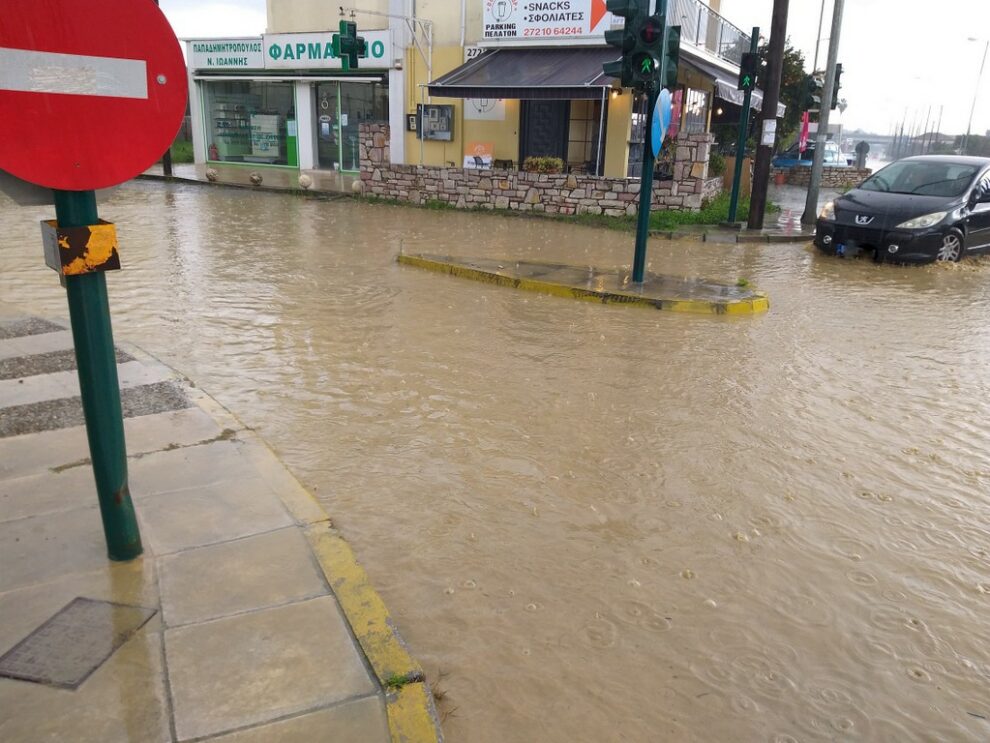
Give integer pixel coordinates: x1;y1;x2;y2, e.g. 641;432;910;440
649;192;779;230
708;151;726;177
522;156;565;174
169;140;194;163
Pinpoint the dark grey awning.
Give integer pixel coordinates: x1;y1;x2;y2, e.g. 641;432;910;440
428;47;616;100
680;52;787;117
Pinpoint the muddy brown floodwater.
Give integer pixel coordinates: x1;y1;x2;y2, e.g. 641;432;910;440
3;181;990;741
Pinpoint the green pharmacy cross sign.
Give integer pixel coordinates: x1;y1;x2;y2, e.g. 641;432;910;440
332;20;367;71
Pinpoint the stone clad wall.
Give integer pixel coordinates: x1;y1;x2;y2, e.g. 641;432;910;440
359;124;721;215
775;166;872;188
702;175;723;201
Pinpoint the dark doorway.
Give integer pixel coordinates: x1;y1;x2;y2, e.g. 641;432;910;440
520;100;570;163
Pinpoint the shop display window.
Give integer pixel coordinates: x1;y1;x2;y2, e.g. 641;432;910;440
683;88;710;135
204;81;297;166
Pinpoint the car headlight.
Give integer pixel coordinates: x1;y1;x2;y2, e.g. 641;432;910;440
896;211;948;229
818;201;835;220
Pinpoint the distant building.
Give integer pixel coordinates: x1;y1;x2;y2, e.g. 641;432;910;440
186;0;771;181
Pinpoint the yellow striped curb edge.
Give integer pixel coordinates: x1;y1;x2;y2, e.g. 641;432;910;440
117;340;444;743
306;523;444;743
397;254;769;315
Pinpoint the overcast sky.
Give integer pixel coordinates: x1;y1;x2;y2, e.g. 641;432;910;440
722;0;989;136
159;0;989;137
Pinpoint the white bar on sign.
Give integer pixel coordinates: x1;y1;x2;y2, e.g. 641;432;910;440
0;47;148;99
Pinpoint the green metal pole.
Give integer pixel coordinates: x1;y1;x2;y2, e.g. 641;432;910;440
632;85;658;284
728;27;760;224
53;189;142;562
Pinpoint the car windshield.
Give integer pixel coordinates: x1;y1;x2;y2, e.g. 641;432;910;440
861;161;978;197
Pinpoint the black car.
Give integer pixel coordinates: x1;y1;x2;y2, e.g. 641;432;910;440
814;156;990;263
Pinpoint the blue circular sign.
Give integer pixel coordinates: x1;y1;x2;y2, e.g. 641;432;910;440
652;88;673;158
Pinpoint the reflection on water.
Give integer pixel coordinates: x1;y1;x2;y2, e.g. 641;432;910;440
3;182;990;741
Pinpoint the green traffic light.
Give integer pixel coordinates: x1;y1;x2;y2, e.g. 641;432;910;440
630;51;658;83
602;1;666;91
738;51;759;91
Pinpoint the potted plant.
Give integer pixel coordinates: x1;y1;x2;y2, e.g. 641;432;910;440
522;156;565;174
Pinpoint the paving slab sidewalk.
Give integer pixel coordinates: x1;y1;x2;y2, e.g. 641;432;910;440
0;303;442;743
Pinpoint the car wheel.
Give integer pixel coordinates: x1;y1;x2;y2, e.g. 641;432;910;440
936;229;964;262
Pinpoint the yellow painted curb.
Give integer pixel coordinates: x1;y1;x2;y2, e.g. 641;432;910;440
169;373;443;742
388;682;444;743
11;314;442;741
305;523;444;743
398;253;769;315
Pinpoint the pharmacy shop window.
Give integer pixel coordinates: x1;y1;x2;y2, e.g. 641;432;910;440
204;81;298;166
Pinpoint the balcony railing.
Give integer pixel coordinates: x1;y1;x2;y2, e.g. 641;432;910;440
669;0;750;66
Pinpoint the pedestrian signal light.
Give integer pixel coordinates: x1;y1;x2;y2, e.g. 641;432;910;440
631;51;660;86
630;9;664;90
738;52;759;91
603;0;650;89
640;15;662;44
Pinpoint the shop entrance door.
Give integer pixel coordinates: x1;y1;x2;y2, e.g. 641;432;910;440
338;83;376;171
315;83;340;171
520;100;569;164
315;81;388;173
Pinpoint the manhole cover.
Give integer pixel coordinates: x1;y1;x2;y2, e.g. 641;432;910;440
0;597;156;689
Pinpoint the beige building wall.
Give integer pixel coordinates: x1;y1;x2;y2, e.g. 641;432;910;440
604;92;633;177
394;1;504;169
267;0;390;33
266;1;717;173
267;1;471;40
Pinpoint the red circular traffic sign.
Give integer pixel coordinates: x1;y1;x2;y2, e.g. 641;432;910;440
0;0;187;191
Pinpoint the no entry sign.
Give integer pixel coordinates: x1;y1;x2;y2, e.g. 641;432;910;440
0;0;187;191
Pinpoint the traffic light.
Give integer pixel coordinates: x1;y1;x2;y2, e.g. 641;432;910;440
662;25;681;90
332;20;367;71
631;12;663;88
831;63;843;110
738;51;759;91
603;0;648;89
802;72;824;111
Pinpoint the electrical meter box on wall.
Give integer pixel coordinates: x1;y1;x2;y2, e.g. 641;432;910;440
417;104;454;141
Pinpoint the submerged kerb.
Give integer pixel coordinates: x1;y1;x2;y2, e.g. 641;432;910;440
397;254;770;316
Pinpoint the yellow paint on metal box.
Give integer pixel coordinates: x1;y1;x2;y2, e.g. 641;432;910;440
41;219;120;276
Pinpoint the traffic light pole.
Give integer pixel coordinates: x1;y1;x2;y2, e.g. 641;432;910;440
728;27;759;224
54;190;143;562
633;85;659;283
801;0;844;225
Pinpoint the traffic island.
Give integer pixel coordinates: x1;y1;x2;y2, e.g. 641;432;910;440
397;254;770;315
0;309;443;743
